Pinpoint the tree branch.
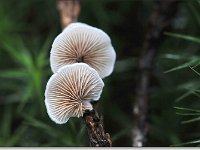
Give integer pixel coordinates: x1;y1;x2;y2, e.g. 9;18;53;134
132;0;179;147
83;109;112;147
57;0;80;28
56;0;112;147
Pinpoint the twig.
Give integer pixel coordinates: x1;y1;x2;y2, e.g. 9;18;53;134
57;0;80;28
132;0;179;147
56;0;112;147
83;109;112;147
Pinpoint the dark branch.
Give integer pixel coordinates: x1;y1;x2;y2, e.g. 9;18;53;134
132;0;179;147
83;109;112;147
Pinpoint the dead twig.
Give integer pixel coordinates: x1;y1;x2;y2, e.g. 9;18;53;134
132;0;179;147
57;0;80;28
83;109;112;147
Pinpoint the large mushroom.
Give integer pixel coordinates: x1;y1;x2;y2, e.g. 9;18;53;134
45;63;104;124
50;22;116;78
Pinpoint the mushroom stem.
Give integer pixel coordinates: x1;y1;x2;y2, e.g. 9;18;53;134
83;109;112;147
76;56;84;63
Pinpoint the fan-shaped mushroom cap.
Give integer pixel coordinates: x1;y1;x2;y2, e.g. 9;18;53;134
45;63;104;124
50;22;116;78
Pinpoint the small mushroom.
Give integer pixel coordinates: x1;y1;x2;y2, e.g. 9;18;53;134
50;22;116;78
45;63;104;124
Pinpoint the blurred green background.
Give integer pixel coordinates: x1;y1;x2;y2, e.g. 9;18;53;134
0;0;200;147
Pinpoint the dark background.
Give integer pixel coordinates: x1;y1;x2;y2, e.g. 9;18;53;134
0;0;200;147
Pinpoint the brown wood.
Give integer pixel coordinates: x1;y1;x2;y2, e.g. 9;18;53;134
132;0;179;147
83;109;112;147
57;0;80;28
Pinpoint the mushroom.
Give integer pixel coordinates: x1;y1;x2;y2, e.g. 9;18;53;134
45;63;104;124
50;22;116;78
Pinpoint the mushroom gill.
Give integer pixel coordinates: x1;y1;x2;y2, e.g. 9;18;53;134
45;63;104;124
50;22;116;78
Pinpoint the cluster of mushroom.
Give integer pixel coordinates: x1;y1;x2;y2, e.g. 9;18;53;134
45;22;116;124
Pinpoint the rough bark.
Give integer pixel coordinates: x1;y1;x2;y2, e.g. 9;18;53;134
132;0;179;147
83;109;112;147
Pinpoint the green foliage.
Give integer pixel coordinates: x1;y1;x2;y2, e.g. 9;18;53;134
164;32;200;44
163;12;200;145
0;0;86;146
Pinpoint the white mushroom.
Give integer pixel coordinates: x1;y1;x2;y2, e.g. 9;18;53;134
45;63;104;124
50;22;116;78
